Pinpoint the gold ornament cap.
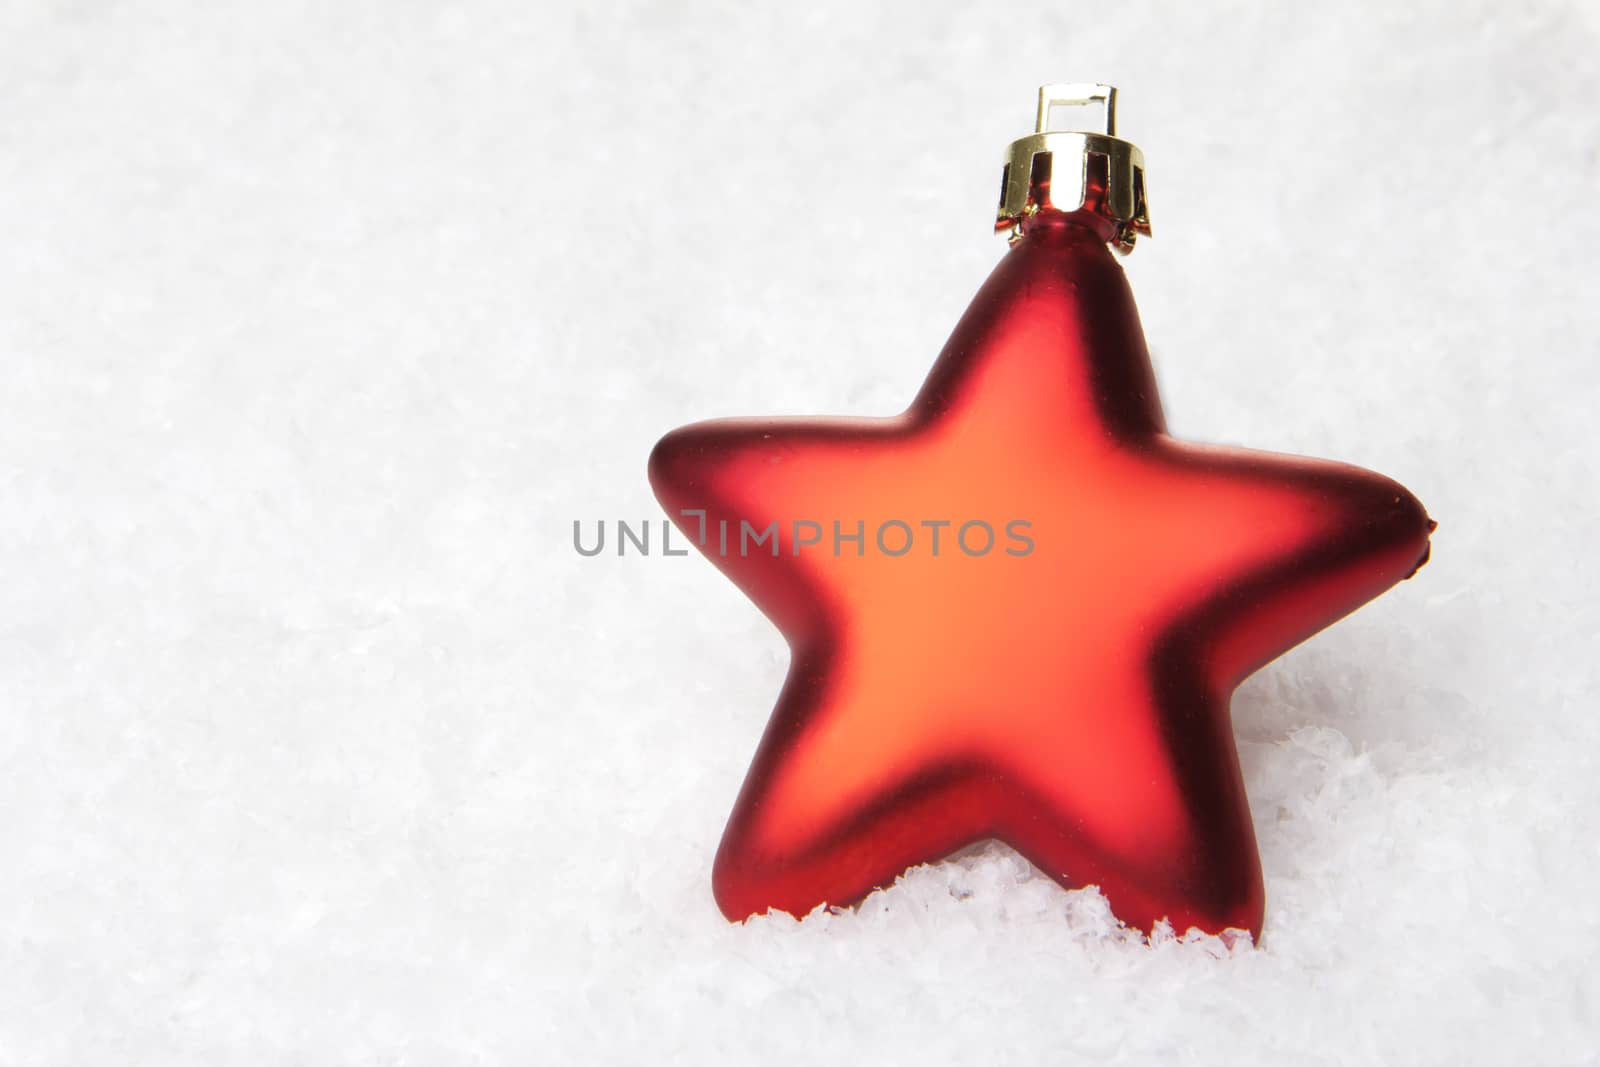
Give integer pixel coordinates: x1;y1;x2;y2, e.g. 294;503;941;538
995;83;1152;253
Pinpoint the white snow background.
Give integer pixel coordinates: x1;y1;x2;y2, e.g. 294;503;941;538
3;1;1598;1063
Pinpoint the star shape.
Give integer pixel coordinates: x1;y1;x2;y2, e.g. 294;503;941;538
649;214;1432;938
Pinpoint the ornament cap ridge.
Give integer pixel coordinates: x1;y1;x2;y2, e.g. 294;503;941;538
996;83;1152;254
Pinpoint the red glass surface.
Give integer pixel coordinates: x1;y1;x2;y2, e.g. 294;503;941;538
648;209;1432;938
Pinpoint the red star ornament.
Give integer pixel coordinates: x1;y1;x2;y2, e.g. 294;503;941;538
648;86;1432;939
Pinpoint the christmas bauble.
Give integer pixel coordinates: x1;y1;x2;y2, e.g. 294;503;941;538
648;84;1432;939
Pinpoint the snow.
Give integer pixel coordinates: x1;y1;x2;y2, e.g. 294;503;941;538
2;1;1597;1062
